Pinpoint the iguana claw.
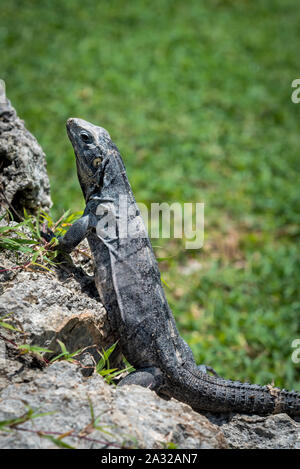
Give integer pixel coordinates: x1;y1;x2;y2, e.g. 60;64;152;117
198;364;221;378
40;226;56;243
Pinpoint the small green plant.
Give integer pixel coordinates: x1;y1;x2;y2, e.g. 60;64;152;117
96;342;134;385
0;405;54;432
49;340;83;364
0;313;132;384
18;344;54;358
85;396;115;437
0;209;83;272
0;312;52;363
38;434;76;449
40;209;83;238
0;210;56;271
160;441;178;449
0;312;24;334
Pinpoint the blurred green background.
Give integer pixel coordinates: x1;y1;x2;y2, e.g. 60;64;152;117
1;0;299;389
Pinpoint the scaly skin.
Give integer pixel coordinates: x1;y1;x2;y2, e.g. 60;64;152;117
53;117;300;417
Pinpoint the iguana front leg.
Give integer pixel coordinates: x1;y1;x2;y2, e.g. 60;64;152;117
57;214;91;253
42;214;92;254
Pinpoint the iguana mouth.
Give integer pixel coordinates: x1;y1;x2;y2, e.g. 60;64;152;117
66;117;78;148
66;117;76;131
66;117;81;140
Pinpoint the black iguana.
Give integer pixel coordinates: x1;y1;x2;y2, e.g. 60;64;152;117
48;117;300;417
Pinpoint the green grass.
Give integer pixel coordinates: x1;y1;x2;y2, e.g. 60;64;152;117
1;0;299;389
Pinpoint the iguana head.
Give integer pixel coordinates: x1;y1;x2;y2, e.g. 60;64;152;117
66;117;115;200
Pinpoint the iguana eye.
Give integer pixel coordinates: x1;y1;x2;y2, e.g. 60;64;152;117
80;132;92;143
93;157;102;168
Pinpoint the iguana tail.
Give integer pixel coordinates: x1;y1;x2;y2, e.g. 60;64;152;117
166;365;300;416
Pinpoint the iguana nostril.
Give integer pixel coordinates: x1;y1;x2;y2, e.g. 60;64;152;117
67;118;75;127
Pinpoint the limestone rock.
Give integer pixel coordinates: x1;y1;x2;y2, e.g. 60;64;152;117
0;246;119;373
0;97;52;218
0;361;228;449
213;413;300;449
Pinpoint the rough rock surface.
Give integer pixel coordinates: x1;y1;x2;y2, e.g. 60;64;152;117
0;244;120;373
216;413;299;449
0;96;52;218
0;359;227;449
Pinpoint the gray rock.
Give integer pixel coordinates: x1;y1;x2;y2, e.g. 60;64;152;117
0;246;120;371
215;413;300;449
0;361;227;449
0;339;39;391
0;97;52;218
